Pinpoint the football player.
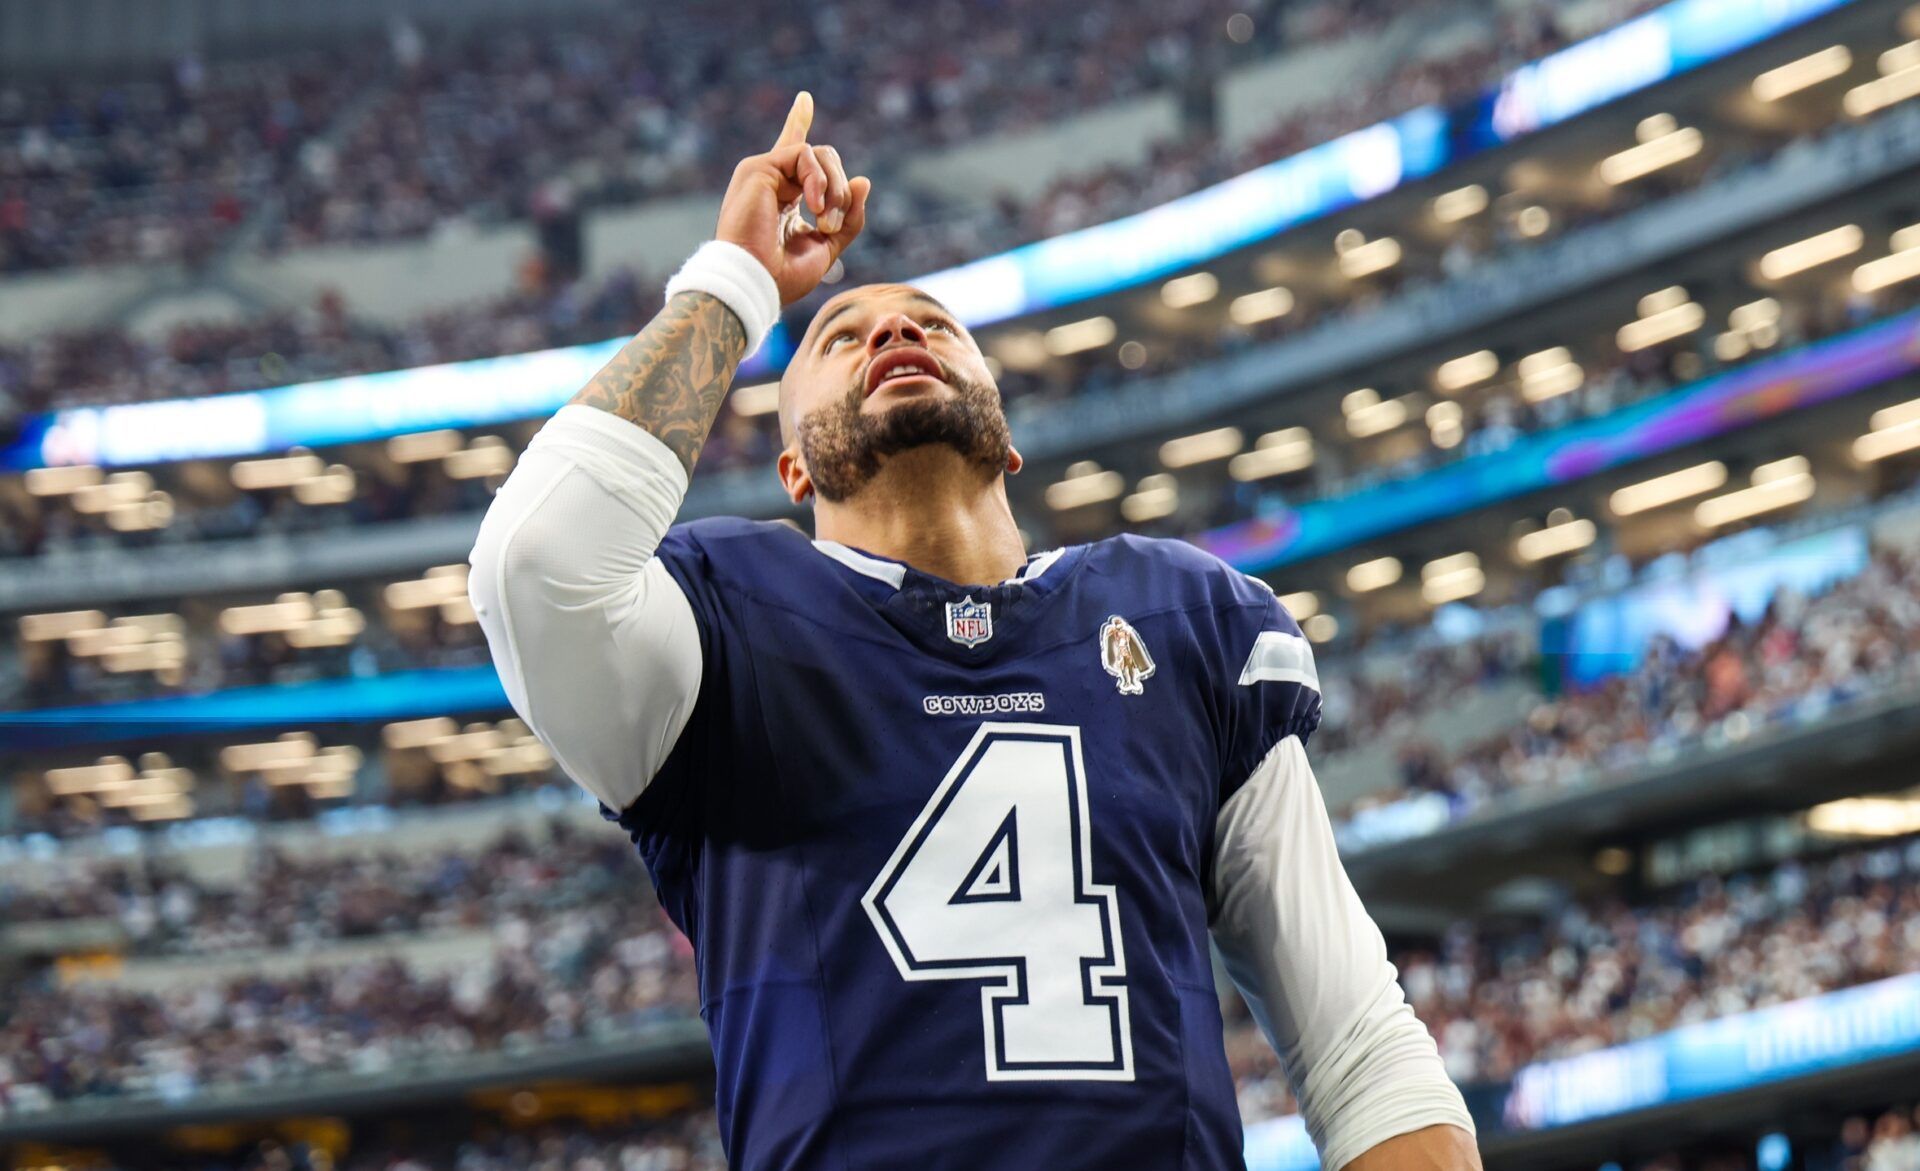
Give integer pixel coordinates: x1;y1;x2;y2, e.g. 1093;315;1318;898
471;92;1477;1171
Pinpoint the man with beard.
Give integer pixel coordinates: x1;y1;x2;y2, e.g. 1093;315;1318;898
470;93;1477;1171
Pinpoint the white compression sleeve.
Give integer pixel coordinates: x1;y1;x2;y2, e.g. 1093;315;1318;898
1211;735;1475;1171
468;404;705;812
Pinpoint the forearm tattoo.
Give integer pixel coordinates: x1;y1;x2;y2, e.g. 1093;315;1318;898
570;291;749;476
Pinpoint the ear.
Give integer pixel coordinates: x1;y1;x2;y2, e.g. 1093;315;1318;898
777;447;815;505
1005;444;1024;475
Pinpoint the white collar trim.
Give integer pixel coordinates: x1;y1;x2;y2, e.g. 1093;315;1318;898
812;540;908;588
1017;547;1067;583
811;540;1068;590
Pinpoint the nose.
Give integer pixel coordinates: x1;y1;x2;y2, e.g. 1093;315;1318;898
866;312;928;352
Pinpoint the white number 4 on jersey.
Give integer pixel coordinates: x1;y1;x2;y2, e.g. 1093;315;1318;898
862;722;1136;1081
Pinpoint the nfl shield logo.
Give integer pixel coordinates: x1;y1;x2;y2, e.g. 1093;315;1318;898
945;597;993;647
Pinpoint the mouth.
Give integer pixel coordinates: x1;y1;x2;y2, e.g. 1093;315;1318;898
864;347;946;397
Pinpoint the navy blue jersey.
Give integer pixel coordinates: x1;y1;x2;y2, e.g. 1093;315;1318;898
618;517;1320;1171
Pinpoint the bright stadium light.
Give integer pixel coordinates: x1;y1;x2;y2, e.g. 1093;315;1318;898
1639;286;1689;316
1893;223;1920;253
1044;467;1125;510
1598;126;1703;185
1159;426;1243;468
1695;459;1815;527
1757;224;1863;280
23;464;103;497
1160;272;1220;309
1854;417;1920;461
1515;517;1597;562
1618;298;1706;352
1609;460;1728;515
1517;346;1583;402
1420;553;1484;605
1339;236;1402;278
1343;389;1408;438
1871;397;1920;432
1751;45;1853;101
1421;551;1479;580
730;382;781;416
42;756;136;795
1433;184;1489;223
1043;315;1117;356
1853;246;1920;292
1844;58;1920;116
1229;286;1295;324
445;436;513;480
1729;298;1782;330
1302;613;1339;643
1426;401;1464;449
994;330;1052;371
1435;350;1499;392
1228;428;1314;480
232;452;324;490
1881;40;1920;75
1807;795;1920;837
1853;403;1920;461
1277;590;1319;620
18;609;108;643
1121;474;1179;522
1753;455;1810;484
388;430;465;463
1346;556;1402;593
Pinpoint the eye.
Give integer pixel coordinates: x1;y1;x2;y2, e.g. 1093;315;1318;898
825;331;855;350
925;318;954;334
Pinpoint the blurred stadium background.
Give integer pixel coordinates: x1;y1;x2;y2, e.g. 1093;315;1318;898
5;0;1920;1167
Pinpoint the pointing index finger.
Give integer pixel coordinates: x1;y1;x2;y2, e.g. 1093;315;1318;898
774;91;814;150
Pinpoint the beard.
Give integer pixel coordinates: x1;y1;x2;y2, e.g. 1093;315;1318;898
796;362;1013;503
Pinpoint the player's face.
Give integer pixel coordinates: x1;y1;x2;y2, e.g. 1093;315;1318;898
777;285;1018;503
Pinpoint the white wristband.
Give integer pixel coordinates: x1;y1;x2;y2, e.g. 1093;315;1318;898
663;240;782;358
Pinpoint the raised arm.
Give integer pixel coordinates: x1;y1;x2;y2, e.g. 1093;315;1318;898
466;92;870;812
571;89;869;473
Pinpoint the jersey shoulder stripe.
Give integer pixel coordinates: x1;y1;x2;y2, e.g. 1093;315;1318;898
1238;629;1319;692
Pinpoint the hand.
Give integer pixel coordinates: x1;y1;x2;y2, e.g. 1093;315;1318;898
717;91;872;306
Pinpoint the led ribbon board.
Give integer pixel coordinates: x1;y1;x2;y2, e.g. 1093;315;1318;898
1502;969;1920;1129
0;665;510;749
0;0;1852;470
1242;970;1920;1170
1196;307;1920;574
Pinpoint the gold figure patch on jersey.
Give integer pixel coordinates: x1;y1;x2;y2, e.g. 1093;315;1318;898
1099;615;1156;696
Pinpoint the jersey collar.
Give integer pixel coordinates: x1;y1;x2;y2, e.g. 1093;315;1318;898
811;540;1072;593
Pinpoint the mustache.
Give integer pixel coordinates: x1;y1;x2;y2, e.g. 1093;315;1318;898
852;354;962;400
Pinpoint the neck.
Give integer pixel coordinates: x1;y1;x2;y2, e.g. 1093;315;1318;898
814;448;1027;587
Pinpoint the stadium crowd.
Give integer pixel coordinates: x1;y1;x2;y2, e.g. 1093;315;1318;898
0;0;1687;422
0;894;694;1113
11;573;493;709
1347;532;1920;834
6;788;1915;1127
1229;832;1920;1121
0;0;1406;275
53;1097;1920;1171
4;266;1899;577
57;1112;727;1171
1;0;1617;276
1830;1102;1920;1171
51;1097;1920;1171
0;819;620;956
